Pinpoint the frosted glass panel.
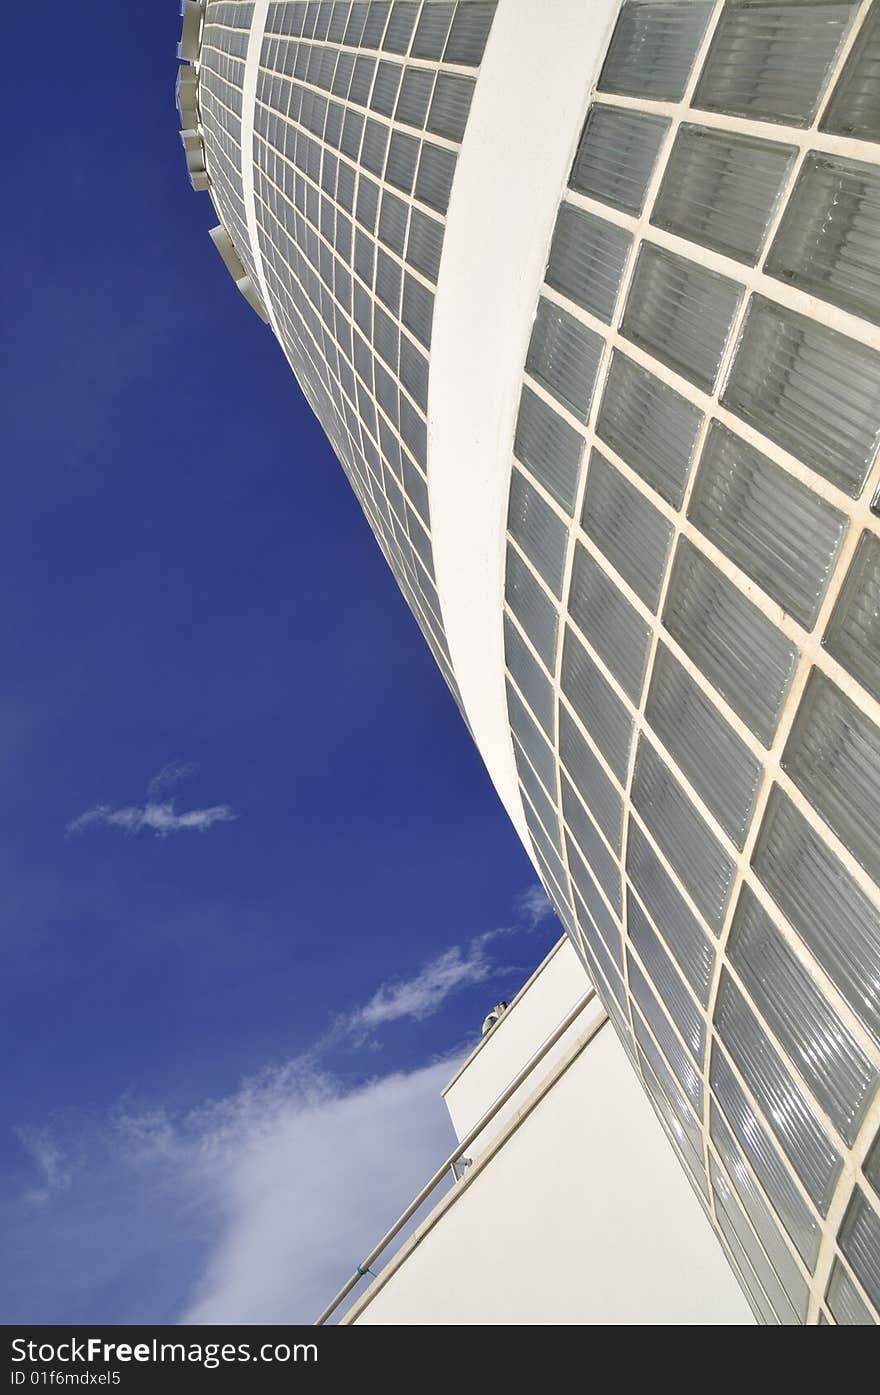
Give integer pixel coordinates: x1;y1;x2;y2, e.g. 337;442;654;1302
688;420;848;629
753;787;880;1049
693;0;857;127
782;668;880;886
663;539;799;746
507;468;568;598
596;350;704;508
653;123;795;264
599;1;713;100
526;298;605;422
722;295;880;498
514;385;584;512
581;449;674;611
646;642;762;849
729;885;878;1146
621;242;743;391
823;529;880;703
570;104;670;215
546;204;632;324
766;153;880;326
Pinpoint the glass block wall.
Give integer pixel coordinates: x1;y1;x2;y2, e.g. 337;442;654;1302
503;0;880;1325
196;0;497;702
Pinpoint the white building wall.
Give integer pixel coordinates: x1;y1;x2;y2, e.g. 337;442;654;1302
348;1019;754;1325
442;937;597;1156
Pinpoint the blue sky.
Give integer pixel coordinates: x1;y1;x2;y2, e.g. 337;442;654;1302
0;2;557;1322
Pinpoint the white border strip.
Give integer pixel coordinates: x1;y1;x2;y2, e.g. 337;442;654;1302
427;0;620;851
240;0;284;342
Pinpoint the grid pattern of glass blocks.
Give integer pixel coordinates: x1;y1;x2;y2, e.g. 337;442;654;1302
502;0;880;1326
197;0;497;703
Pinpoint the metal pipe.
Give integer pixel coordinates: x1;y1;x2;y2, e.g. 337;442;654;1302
314;988;600;1325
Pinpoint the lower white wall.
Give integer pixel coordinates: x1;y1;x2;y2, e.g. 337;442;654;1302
443;938;597;1156
350;1023;754;1326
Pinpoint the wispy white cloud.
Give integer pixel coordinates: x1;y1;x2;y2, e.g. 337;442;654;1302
5;884;556;1323
67;763;237;838
337;942;496;1039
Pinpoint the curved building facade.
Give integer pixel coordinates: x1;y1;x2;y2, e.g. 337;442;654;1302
178;0;880;1324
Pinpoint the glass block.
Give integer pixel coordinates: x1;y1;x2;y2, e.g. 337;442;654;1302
396;66;435;127
693;0;857;127
652;123;796;265
561;775;621;912
568;543;651;702
629;955;704;1111
753;786;880;1049
690;422;848;631
574;881;626;996
824;529;880;704
711;1104;811;1319
663;538;798;747
504;615;554;739
526;299;604;423
561;626;634;782
506;678;556;798
715;972;842;1212
627;820;716;999
581;449;674;611
710;1053;822;1268
620;243;743;393
514;385;584;513
505;547;558;672
362;2;392;48
710;1158;801;1323
598;1;713;100
383;1;419;54
729;884;878;1147
559;705;623;852
443;1;496;65
646;642;762;849
838;1187;880;1311
401;272;433;348
822;2;880;139
507;468;568;599
567;836;624;971
638;1024;705;1161
631;737;736;932
569;104;670;216
767;153;880;327
783;667;880;889
711;1182;786;1325
386;129;419;193
427;72;475;142
628;891;706;1064
640;1045;707;1180
414;142;456;213
516;742;560;856
867;1126;880;1199
524;794;567;886
406;208;443;282
826;1258;875;1324
596;350;704;508
411;1;454;59
545;204;632;325
721;294;880;499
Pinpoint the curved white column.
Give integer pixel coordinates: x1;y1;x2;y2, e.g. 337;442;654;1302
428;0;620;849
239;0;284;343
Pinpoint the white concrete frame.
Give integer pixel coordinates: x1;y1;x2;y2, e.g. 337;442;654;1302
427;0;621;849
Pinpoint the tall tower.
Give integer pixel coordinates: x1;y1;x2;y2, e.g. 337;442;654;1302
177;0;880;1325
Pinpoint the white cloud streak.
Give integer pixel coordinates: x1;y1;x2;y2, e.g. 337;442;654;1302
6;884;555;1323
67;763;237;838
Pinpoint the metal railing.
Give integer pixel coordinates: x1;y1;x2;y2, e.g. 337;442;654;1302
314;987;601;1325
